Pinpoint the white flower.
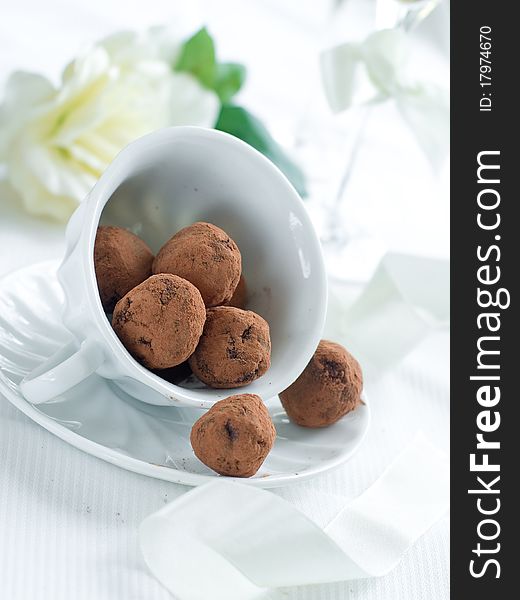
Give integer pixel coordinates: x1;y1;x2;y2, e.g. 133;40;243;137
0;29;220;221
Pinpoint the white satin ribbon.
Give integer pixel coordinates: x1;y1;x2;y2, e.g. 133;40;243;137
326;252;449;377
140;432;448;599
320;28;449;170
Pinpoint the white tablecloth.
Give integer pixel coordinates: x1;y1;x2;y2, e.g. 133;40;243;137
1;1;449;598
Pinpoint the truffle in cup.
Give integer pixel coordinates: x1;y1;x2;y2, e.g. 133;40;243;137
224;274;248;309
190;393;276;477
94;226;154;312
279;340;363;428
189;306;271;388
112;274;205;370
153;222;241;307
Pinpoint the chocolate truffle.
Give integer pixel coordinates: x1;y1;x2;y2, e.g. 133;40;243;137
190;394;276;477
279;340;363;428
224;274;248;309
94;226;154;312
153;222;241;307
112;274;205;370
189;306;271;388
153;361;192;385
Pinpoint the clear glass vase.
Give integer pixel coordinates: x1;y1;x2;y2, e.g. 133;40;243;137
295;0;442;283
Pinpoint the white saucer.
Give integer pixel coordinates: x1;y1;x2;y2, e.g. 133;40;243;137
0;261;370;488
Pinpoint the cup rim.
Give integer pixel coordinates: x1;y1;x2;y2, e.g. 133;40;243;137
81;126;327;408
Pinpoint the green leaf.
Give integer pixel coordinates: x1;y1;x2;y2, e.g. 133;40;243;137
214;62;247;103
176;31;302;192
175;27;216;89
176;28;246;103
215;105;307;197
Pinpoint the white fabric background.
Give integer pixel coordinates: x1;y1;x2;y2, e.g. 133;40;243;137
0;1;449;598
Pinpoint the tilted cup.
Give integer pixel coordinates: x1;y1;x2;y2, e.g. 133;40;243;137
21;127;327;408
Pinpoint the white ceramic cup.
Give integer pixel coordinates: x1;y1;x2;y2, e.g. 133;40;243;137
21;127;327;408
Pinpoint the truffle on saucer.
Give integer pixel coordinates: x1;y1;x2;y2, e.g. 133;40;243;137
279;340;363;428
153;222;241;307
190;393;276;477
94;225;154;312
188;306;271;389
112;274;205;369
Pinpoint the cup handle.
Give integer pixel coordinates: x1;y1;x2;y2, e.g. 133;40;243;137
20;339;104;404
